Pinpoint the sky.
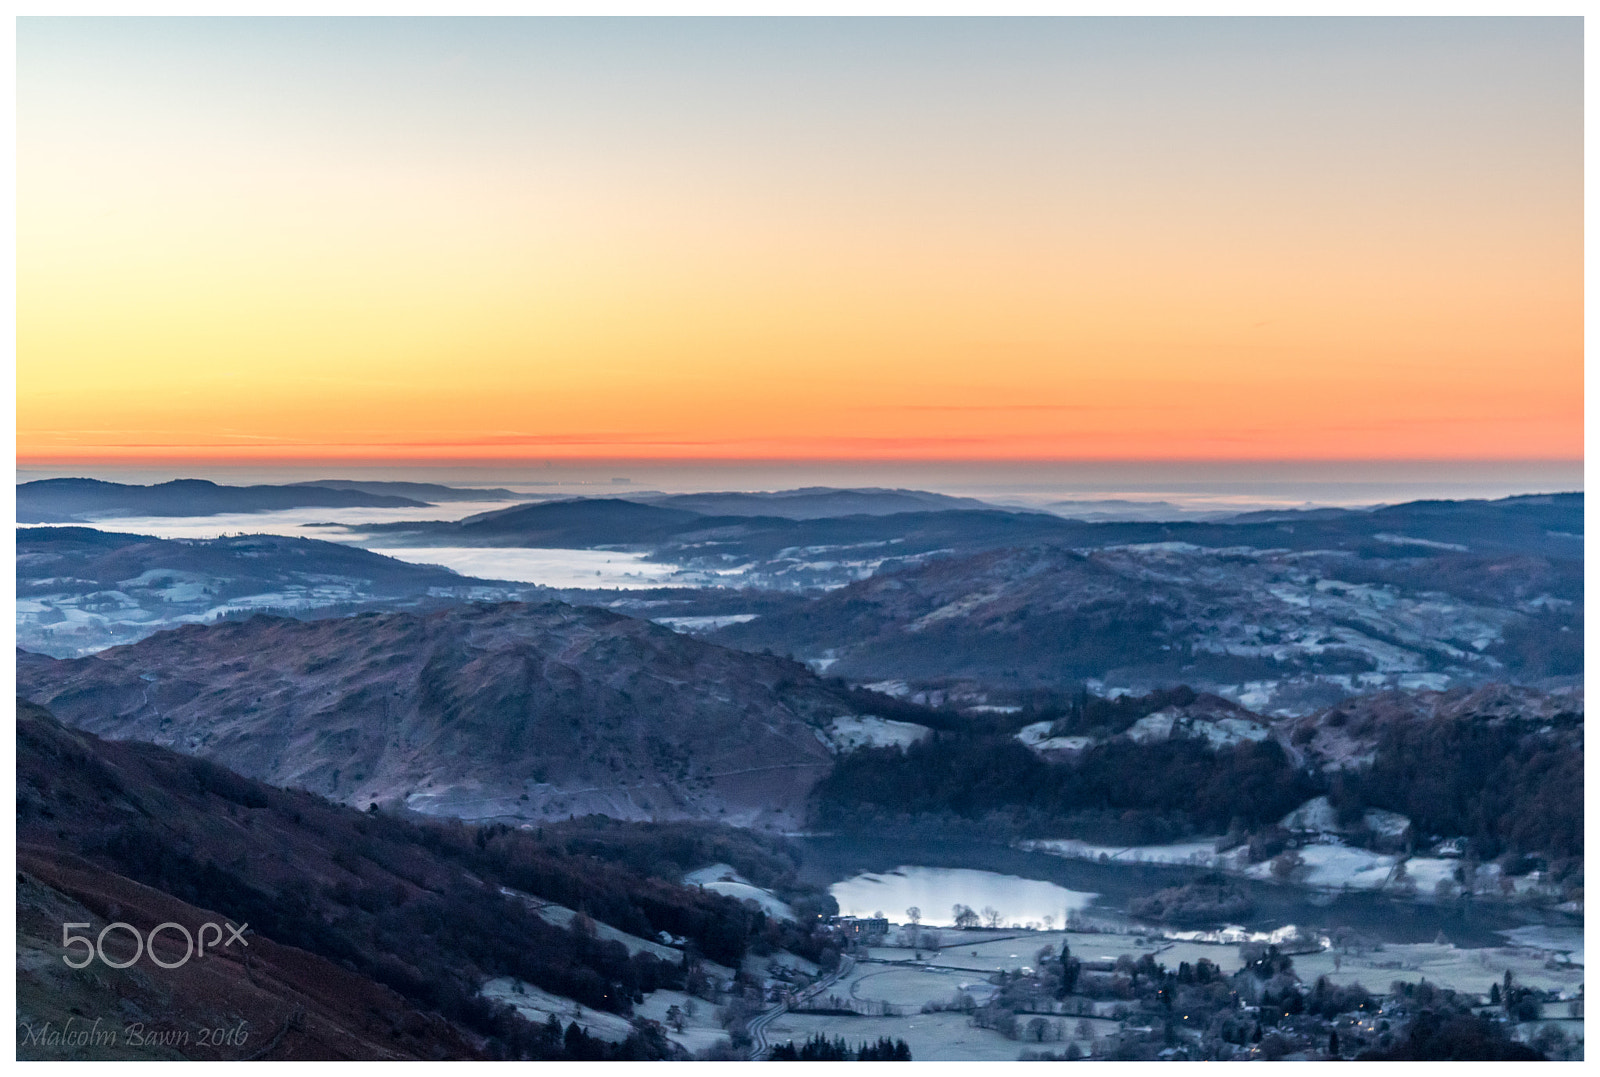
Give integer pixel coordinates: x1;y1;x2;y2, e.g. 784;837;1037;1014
16;17;1583;465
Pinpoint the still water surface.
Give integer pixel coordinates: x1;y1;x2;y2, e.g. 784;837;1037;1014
831;865;1095;927
802;837;1574;950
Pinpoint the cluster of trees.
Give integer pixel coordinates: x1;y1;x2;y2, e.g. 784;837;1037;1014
1358;982;1544;1061
812;729;1317;837
92;816;688;1043
528;815;840;925
23;708;818;1060
1486;607;1583;679
484;1012;672;1061
1128;874;1255;925
769;1035;911;1061
816;681;1582;873
949;903;1008;929
1328;710;1583;859
1043;685;1202;739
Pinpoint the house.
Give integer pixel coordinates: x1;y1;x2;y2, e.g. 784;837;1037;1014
833;916;889;940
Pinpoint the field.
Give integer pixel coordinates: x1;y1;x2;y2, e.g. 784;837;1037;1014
762;1010;1022;1062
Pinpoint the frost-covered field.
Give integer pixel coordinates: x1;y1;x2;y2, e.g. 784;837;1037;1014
683;864;797;922
1022;837;1228;868
763;1010;1021;1062
654;613;759;632
825;715;933;752
1293;941;1584;998
632;988;731;1055
1024;835;1549;904
481;977;638;1042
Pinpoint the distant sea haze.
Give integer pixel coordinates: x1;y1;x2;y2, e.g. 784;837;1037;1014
12;459;1581;520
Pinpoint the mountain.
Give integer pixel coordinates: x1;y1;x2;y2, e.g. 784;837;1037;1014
368;501;1110;591
18;478;428;523
290;479;533;502
364;492;1582;593
632;487;1005;519
16;601;866;828
452;499;710;545
712;530;1582;714
17;527;539;657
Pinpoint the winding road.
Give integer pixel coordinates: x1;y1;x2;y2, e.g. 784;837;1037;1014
746;954;855;1060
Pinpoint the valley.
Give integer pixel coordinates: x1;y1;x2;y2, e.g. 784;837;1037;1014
13;481;1585;1060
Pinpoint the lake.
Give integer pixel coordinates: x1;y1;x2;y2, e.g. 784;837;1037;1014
831;865;1096;927
798;836;1577;950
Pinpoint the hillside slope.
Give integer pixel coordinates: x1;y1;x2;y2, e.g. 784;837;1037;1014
15;698;779;1060
17;601;856;827
17;527;537;657
714;539;1580;714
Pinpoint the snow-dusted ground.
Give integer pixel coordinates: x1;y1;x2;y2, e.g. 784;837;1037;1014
632;988;731;1055
1021;838;1227;869
1123;709;1271;749
481;977;637;1042
18;575;526;657
1014;721;1096;756
653;613;758;632
1295;941;1585;998
826;715;932;752
762;1011;1021;1063
1497;925;1584;965
496;888;698;965
683;864;797;922
1240;843;1402;890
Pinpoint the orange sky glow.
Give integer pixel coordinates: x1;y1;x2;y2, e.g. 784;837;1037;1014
17;18;1582;465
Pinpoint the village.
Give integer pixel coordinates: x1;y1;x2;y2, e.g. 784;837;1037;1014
483;883;1583;1062
735;910;1584;1061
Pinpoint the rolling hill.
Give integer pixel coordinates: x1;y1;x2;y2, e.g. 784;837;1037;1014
17;600;867;828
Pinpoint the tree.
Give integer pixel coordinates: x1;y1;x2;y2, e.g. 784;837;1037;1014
983;906;1003;929
1026;1017;1050;1042
906;906;921;926
665;1004;686;1033
953;904;979;929
1270;849;1305;882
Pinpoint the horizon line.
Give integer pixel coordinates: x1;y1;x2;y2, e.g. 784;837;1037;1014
15;454;1585;467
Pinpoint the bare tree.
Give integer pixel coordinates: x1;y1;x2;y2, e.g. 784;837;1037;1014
1270;849;1305;882
983;906;1003;929
907;906;921;926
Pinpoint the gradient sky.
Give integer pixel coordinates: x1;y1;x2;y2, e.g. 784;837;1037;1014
17;17;1583;463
